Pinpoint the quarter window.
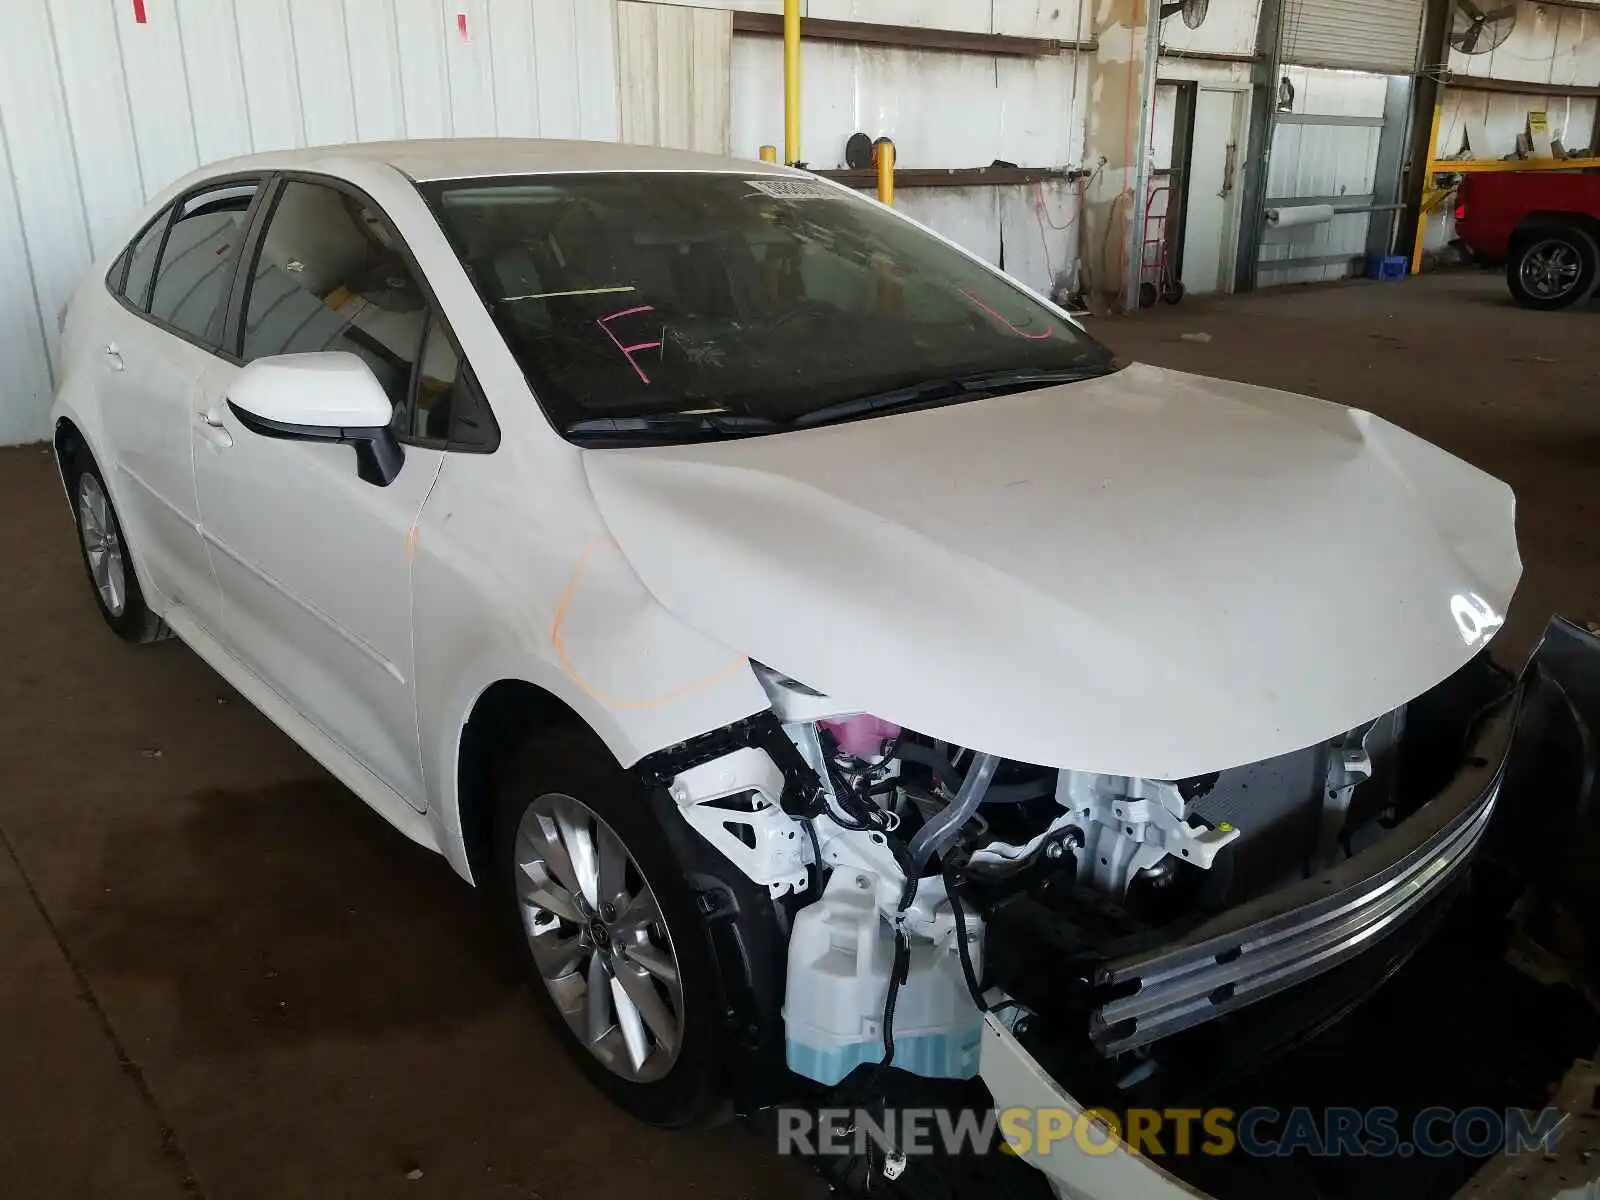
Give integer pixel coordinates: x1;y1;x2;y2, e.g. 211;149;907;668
393;312;461;443
148;183;259;345
118;206;172;312
241;181;426;410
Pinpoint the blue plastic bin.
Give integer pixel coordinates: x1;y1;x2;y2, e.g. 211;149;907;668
1367;255;1407;281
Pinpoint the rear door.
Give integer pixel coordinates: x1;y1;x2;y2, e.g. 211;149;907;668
98;179;263;635
191;175;459;809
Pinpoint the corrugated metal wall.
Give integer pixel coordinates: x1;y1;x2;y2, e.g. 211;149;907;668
0;0;619;445
618;0;733;153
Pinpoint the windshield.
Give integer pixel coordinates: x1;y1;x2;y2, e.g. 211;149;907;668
424;173;1115;444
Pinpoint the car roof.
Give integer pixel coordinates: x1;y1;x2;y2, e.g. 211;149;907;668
194;138;806;184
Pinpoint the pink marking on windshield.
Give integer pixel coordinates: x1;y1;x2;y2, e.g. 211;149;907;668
957;287;1053;340
598;305;661;385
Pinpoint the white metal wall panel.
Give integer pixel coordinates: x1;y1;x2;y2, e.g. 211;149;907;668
618;1;733;153
175;0;255;164
292;0;361;147
991;0;1088;39
445;0;498;138
0;0;621;446
532;0;585;137
898;189;1001;264
1162;0;1260;56
344;0;409;142
0;1;93;389
895;183;1077;297
0;11;70;445
810;0;987;33
1259;68;1387;285
118;1;202;197
395;0;454;137
996;180;1076;296
47;0;146;258
575;0;622;140
488;0;542;135
234;0;308;152
1281;0;1425;73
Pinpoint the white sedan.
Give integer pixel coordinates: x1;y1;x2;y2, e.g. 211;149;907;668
54;139;1527;1196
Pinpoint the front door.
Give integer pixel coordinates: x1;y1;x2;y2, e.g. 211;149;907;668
192;178;447;809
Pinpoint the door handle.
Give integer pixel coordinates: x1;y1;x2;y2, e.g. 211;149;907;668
103;344;124;372
196;409;233;448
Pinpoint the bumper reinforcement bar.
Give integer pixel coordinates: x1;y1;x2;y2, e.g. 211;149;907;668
1090;705;1513;1055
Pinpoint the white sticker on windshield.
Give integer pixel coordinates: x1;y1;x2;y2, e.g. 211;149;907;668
745;178;839;201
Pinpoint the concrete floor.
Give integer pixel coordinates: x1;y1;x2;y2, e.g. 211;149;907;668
0;270;1594;1199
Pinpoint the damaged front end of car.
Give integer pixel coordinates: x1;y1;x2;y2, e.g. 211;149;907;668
635;618;1600;1199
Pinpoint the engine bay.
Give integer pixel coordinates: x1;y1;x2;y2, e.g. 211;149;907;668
651;652;1519;1104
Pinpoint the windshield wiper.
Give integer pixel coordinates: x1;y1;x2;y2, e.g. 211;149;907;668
791;364;1117;429
564;411;782;445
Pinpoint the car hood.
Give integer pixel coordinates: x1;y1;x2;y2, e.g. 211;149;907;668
582;363;1520;778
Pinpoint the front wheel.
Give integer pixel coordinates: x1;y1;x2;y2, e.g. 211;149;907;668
1506;225;1598;310
493;726;722;1126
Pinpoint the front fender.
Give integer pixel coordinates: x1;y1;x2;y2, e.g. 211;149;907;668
409;452;769;883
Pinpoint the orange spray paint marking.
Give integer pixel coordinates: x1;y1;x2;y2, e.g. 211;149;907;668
958;287;1053;340
550;537;747;711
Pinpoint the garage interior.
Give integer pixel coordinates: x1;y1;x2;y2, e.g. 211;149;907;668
0;1;1597;1198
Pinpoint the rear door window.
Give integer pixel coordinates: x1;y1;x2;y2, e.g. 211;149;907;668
148;182;260;347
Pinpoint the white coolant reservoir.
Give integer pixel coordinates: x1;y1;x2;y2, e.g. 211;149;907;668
784;869;984;1086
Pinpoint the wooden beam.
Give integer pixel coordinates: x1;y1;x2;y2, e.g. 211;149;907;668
815;166;1065;188
1443;73;1600;99
1427;156;1600;173
730;12;1083;57
1159;46;1262;64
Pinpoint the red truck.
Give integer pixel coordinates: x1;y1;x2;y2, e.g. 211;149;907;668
1452;171;1600;309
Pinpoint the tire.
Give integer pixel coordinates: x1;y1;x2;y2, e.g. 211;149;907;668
1162;280;1185;305
492;725;722;1127
66;448;169;643
1138;280;1158;308
1506;224;1599;310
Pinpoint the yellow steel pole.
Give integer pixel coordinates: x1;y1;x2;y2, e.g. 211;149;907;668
784;0;801;165
1410;102;1443;275
759;144;777;162
876;140;895;205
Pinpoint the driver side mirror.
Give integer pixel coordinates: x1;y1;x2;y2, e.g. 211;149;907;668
227;352;405;487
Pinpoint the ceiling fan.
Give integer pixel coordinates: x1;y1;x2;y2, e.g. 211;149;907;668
1451;0;1517;55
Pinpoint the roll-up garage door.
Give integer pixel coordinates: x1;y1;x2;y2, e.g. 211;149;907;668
1280;0;1426;74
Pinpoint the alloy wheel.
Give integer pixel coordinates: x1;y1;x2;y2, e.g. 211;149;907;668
1519;239;1582;300
513;792;686;1083
78;473;127;618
